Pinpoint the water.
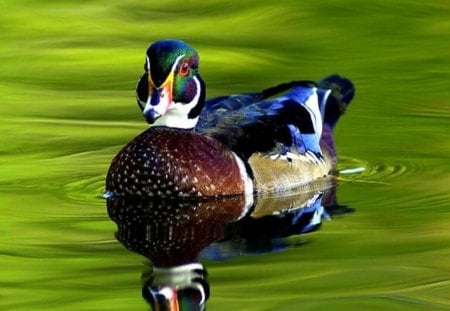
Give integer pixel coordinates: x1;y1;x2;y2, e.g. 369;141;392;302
1;0;449;310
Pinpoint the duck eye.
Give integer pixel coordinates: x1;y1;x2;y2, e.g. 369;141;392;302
179;61;190;76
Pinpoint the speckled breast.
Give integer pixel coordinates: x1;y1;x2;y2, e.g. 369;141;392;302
106;127;245;197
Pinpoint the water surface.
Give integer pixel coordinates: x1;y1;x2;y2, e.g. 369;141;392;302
1;0;449;310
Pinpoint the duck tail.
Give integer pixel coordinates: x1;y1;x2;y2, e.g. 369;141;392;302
317;74;355;129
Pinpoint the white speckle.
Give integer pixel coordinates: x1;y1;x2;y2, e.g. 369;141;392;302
192;177;198;183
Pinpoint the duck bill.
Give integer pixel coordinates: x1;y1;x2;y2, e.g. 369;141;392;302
143;71;175;124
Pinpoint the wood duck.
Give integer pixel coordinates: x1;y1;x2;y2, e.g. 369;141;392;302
105;39;355;203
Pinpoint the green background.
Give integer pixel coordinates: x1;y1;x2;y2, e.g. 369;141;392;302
1;0;449;310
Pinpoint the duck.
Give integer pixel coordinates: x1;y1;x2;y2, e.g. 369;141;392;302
105;39;355;204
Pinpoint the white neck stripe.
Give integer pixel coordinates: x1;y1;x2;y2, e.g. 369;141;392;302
150;75;202;129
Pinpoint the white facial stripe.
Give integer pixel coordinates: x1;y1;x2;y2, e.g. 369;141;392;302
143;96;167;116
150;75;202;129
143;54;187;119
146;55;150;71
145;54;184;86
170;54;186;75
190;75;202;109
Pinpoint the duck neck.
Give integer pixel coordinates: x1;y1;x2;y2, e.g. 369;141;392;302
150;75;204;130
151;104;199;129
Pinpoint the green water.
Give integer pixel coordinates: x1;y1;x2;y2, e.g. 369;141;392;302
1;0;449;310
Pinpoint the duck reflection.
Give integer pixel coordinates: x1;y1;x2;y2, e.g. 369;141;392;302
107;180;350;310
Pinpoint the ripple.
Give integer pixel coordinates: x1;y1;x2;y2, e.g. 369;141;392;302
337;156;420;184
53;148;114;205
62;155;419;202
59;152;425;205
63;174;106;204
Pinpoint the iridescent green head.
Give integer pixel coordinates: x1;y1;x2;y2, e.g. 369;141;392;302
136;39;205;129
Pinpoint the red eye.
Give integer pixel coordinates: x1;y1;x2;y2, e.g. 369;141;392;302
179;61;190;76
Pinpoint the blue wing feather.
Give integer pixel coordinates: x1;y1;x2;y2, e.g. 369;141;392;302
196;75;354;160
196;84;326;160
197;93;260;129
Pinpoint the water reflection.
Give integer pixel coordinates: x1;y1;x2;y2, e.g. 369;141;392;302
107;179;351;310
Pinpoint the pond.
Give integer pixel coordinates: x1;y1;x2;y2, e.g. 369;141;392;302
1;1;449;310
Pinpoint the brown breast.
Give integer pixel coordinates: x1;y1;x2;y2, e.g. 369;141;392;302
106;127;245;197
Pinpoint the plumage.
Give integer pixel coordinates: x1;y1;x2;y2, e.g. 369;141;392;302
105;39;355;199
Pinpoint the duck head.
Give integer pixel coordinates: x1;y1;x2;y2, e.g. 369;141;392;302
136;39;206;129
